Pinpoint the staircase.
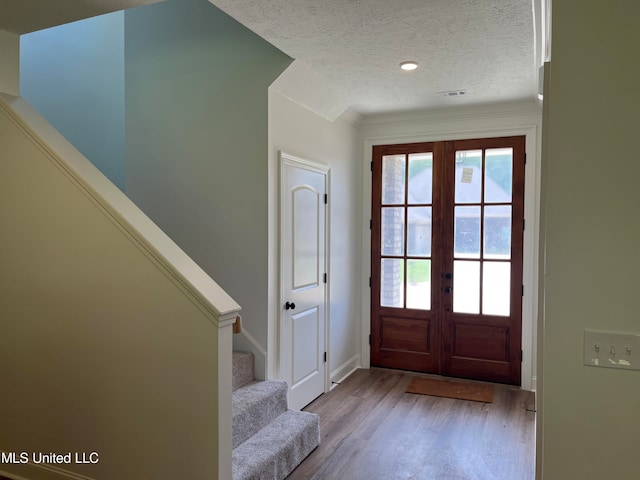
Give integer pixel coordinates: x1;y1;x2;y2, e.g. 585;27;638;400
232;351;320;480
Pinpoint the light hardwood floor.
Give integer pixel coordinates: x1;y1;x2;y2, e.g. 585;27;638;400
287;368;535;480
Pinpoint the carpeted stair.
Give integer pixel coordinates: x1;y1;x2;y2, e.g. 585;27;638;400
232;351;320;480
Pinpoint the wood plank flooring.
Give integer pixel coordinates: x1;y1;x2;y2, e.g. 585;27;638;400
287;368;535;480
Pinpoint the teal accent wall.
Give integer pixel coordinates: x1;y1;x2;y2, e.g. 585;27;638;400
124;0;292;349
20;12;125;190
19;0;292;351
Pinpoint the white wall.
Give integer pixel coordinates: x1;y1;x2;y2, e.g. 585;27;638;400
20;12;126;190
0;97;230;480
268;90;362;384
124;0;292;374
0;30;19;96
360;101;542;391
539;2;640;478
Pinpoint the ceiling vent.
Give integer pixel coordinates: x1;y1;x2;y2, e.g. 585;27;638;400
438;89;469;97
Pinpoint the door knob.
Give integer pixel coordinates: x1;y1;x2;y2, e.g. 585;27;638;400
285;301;296;310
444;287;452;294
444;273;453;280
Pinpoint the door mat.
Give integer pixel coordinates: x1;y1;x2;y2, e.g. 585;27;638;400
406;377;493;403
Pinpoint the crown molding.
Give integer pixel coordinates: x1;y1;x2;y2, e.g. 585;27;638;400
361;99;542;129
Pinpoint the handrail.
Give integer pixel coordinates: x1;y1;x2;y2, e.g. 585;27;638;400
233;315;243;334
0;94;241;328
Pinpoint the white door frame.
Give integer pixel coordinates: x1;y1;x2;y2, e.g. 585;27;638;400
279;151;331;401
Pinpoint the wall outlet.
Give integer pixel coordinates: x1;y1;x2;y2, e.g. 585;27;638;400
584;330;640;371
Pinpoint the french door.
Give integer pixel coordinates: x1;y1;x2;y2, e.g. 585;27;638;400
370;136;525;385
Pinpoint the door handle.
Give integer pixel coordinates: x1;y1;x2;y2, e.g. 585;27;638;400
285;301;296;310
444;287;452;294
444;273;453;280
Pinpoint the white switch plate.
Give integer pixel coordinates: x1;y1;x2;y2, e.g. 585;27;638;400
584;330;640;371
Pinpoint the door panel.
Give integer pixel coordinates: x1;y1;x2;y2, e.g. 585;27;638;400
371;137;525;385
293;187;320;288
452;322;509;361
281;153;327;410
292;307;320;385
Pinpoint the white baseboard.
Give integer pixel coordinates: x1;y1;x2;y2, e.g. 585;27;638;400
0;461;94;480
330;354;361;386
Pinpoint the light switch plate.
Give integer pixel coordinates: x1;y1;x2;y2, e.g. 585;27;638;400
584;330;640;371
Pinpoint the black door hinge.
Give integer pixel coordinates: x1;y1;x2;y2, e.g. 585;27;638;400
369;334;371;345
324;352;327;363
522;284;524;296
369;277;371;287
524;153;527;165
521;350;524;362
370;219;372;230
523;219;525;231
370;161;373;172
323;273;327;284
324;194;328;204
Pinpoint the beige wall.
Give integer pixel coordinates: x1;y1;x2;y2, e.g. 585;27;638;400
0;99;224;479
540;1;640;478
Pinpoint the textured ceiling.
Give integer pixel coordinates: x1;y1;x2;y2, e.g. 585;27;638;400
0;0;540;117
211;0;539;117
0;0;162;34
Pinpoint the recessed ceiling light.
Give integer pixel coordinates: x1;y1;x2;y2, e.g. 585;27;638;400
400;61;419;71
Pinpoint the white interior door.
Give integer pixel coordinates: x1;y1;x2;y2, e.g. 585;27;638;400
280;152;328;410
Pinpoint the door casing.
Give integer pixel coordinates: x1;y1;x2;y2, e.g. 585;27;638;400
360;118;541;391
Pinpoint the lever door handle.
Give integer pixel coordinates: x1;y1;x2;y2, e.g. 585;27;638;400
285;301;296;310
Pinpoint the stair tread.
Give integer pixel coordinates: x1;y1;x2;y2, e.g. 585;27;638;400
233;410;320;480
232;380;288;448
233;380;287;408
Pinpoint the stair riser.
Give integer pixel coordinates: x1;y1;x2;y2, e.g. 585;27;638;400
233;352;255;391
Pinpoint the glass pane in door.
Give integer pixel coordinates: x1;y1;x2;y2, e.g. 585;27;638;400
485;148;513;203
454;206;481;258
455;150;482;203
408;153;433;204
382;155;405;204
407;259;431;310
484;205;512;259
453;260;480;314
407;207;431;256
381;258;404;307
381;207;405;256
483;262;511;316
